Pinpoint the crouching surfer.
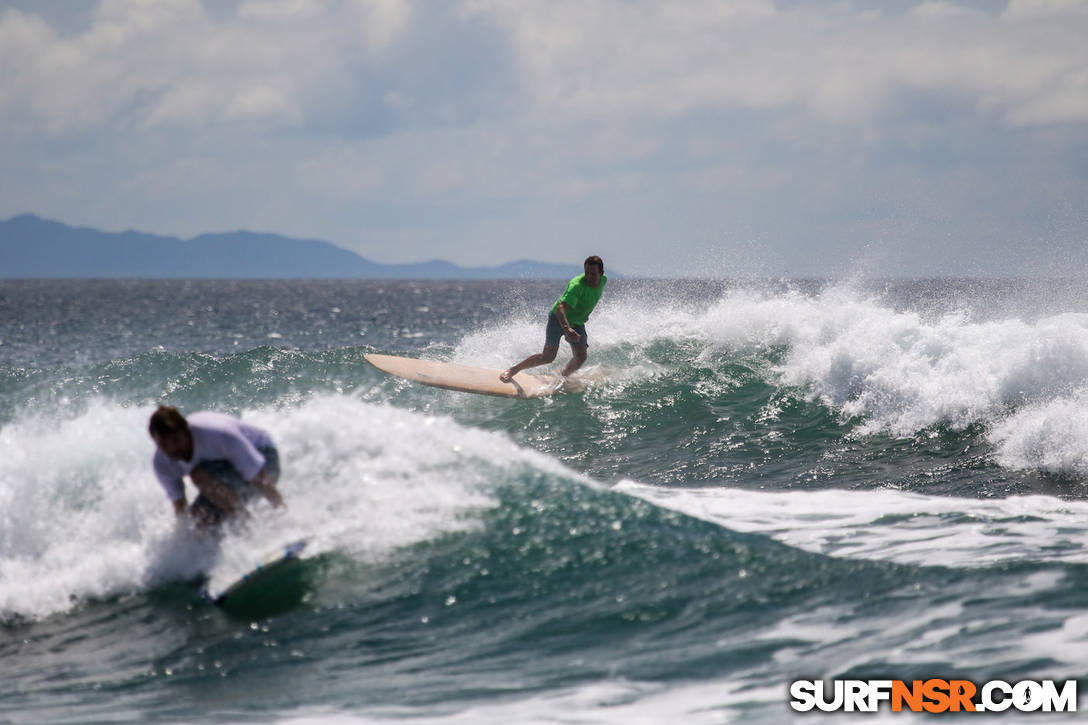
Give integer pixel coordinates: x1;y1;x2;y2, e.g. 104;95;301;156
149;405;285;527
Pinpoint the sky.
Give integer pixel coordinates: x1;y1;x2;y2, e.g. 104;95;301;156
1;0;1087;277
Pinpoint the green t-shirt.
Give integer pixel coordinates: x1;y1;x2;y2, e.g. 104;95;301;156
551;273;607;325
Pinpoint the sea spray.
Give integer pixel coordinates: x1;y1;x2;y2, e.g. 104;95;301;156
6;279;1088;723
0;395;580;620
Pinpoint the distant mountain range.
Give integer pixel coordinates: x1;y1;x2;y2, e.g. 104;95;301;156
0;215;586;279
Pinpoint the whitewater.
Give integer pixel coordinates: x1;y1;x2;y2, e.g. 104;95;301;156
2;278;1087;723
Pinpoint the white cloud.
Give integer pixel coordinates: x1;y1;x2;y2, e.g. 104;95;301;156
353;0;412;53
910;2;986;18
469;0;1088;128
1004;0;1088;18
145;81;219;126
239;0;325;21
1;0;1087;274
0;0;415;133
5;0;1086;135
225;83;303;124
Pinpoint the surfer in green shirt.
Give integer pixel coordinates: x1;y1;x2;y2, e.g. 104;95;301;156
500;256;607;382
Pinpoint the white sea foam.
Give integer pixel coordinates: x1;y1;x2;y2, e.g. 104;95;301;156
614;480;1088;711
0;395;568;620
474;283;1088;475
692;287;1088;436
701;287;1088;476
616;481;1088;569
274;678;788;724
989;390;1088;477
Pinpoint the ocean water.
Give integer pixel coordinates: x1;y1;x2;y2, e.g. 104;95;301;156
2;277;1088;723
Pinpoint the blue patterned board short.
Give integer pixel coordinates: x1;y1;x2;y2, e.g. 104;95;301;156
191;446;280;520
544;311;588;348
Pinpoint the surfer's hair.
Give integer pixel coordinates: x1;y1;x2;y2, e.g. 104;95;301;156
149;405;189;438
584;255;604;273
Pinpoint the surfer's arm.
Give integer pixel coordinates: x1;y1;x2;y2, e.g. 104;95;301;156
554;302;580;342
172;498;188;517
189;468;244;515
251;468;285;508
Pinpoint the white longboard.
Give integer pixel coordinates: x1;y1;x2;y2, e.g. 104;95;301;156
365;353;561;399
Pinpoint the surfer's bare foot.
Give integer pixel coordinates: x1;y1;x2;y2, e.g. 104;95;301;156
499;368;515;383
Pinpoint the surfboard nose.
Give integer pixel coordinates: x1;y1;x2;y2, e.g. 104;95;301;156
365;353;558;399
